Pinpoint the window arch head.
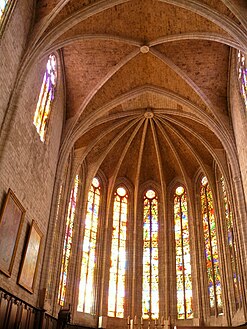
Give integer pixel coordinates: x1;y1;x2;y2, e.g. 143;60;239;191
237;50;247;112
33;54;57;142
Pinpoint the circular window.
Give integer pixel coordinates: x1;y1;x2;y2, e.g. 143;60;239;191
175;186;184;196
117;187;127;197
146;189;156;199
201;176;208;186
92;177;100;188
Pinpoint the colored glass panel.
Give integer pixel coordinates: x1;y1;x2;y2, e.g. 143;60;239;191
0;0;9;22
174;186;193;319
201;176;223;316
142;190;159;319
58;175;79;306
77;178;101;313
221;177;240;308
33;54;57;142
108;187;128;318
238;51;247;112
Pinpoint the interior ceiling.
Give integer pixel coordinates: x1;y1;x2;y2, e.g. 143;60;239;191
34;0;247;188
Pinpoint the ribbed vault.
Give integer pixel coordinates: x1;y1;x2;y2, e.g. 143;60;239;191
22;0;247;194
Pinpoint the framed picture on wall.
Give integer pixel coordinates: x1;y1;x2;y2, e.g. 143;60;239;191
18;220;43;293
0;189;25;277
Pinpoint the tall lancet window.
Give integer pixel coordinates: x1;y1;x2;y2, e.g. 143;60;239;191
58;175;79;306
200;176;223;316
142;190;159;319
77;177;101;313
108;186;128;318
221;177;240;308
237;50;247;112
33;54;57;142
174;186;193;319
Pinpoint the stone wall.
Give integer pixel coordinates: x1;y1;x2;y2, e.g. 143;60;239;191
0;0;34;129
229;51;247;202
0;1;64;306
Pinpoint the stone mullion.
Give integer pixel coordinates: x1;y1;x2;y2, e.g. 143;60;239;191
168;197;177;324
94;179;108;318
186;183;202;324
125;188;133;318
98;184;112;319
194;185;211;322
157;195;166;322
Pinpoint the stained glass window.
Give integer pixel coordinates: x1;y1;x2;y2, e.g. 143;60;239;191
174;186;193;319
58;175;79;306
108;186;128;318
200;176;223;316
237;50;247;112
142;190;159;319
221;177;240;308
33;54;57;142
0;0;8;20
77;177;101;313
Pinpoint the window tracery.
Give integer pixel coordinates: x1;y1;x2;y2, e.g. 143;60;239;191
174;186;193;319
33;54;57;142
108;186;128;318
77;177;101;313
142;189;159;319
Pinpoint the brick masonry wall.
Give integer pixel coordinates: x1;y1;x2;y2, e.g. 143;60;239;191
229;53;247;202
0;37;64;308
0;0;34;129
